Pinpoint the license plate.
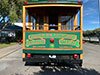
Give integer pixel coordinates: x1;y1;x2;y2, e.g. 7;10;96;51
49;55;56;58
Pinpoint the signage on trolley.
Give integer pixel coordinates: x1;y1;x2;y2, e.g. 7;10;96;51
25;32;80;48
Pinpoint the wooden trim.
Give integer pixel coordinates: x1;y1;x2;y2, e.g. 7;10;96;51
24;4;81;8
80;54;83;59
58;23;61;30
22;53;25;58
80;5;83;49
36;23;39;30
23;6;26;31
44;23;49;30
80;5;83;31
73;14;78;30
23;6;26;49
25;30;81;32
23;32;25;49
23;48;82;50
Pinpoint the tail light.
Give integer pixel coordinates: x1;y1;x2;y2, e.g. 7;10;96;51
27;53;31;58
50;38;54;43
73;54;78;59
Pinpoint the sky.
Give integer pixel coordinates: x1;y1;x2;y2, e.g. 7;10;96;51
83;0;100;30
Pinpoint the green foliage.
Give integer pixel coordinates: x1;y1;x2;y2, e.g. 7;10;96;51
0;0;9;17
83;30;93;37
93;28;100;38
93;28;100;32
9;6;18;22
83;28;100;37
0;0;25;22
84;28;100;43
0;43;17;49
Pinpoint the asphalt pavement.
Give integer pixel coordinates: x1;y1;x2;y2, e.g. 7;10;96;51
0;43;100;75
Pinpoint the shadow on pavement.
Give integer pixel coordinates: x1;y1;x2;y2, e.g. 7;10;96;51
34;67;100;75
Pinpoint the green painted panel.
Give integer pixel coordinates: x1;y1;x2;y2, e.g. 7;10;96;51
23;50;83;54
25;32;81;49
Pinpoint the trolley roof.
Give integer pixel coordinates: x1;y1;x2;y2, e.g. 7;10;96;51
25;0;83;5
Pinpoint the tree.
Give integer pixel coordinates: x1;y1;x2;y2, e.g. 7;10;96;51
93;28;100;44
0;0;24;31
83;30;93;41
83;28;100;44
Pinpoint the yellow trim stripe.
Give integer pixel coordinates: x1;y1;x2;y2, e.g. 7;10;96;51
22;53;25;58
24;4;82;8
80;54;83;59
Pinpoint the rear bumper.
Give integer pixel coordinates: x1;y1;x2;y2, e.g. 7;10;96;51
23;50;83;66
23;56;82;66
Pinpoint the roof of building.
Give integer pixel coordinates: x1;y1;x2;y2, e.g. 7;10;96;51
0;23;22;31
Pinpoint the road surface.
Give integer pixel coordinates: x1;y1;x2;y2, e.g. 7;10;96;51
0;43;100;75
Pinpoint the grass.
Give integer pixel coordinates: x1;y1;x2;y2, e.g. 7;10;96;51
0;42;17;49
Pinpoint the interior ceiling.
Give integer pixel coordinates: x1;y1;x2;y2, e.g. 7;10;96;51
27;6;80;16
